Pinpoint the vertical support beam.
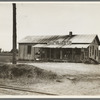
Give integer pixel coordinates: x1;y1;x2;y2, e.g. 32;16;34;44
84;49;85;61
12;3;17;64
71;48;73;61
34;47;36;61
50;48;51;60
54;49;56;59
72;49;74;62
45;49;47;61
40;48;41;61
60;49;62;59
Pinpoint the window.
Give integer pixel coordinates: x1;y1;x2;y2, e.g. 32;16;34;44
27;45;31;54
95;50;96;59
94;40;95;43
90;46;91;57
90;47;91;52
92;46;94;55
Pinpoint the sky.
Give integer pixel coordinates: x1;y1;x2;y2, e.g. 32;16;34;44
0;2;100;51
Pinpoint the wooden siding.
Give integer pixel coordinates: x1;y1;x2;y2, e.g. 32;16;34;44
18;45;91;62
99;51;100;63
89;37;99;62
19;44;35;60
18;36;99;63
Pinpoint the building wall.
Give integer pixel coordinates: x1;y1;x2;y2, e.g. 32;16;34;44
89;38;99;62
19;44;36;60
99;50;100;63
18;44;90;63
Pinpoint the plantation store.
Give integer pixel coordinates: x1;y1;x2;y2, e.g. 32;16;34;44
18;32;100;63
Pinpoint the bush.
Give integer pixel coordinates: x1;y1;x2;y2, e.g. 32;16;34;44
0;63;58;80
11;68;30;77
0;64;11;78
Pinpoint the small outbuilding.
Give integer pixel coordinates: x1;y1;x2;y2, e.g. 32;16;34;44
18;32;100;63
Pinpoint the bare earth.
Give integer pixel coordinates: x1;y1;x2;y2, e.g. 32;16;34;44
25;62;100;96
1;62;100;96
27;62;100;75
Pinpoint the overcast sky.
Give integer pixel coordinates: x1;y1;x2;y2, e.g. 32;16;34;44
0;2;100;51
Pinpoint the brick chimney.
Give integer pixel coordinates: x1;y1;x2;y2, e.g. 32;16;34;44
69;31;72;37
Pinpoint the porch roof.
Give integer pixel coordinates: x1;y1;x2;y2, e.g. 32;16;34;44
62;44;89;48
32;44;89;48
32;44;47;48
32;44;62;48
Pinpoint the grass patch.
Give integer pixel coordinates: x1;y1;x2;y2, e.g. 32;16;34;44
0;63;58;81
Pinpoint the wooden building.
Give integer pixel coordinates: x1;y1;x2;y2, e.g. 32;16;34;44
99;46;100;63
18;32;100;63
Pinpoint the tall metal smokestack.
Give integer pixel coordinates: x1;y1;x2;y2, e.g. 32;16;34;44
12;3;17;64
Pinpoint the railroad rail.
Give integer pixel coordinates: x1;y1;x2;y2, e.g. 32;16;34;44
0;84;58;95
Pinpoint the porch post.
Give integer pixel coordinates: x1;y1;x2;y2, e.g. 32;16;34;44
50;48;51;60
45;49;47;60
72;48;74;62
60;49;62;59
34;48;35;61
71;48;73;61
54;49;56;59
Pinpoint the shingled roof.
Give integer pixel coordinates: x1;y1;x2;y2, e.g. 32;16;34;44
19;34;99;44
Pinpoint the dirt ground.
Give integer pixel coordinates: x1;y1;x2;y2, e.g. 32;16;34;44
24;62;100;96
27;62;100;75
1;62;100;96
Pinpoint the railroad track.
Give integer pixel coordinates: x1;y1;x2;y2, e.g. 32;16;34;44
0;84;58;95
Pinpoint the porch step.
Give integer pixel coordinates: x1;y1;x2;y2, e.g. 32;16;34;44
89;58;99;64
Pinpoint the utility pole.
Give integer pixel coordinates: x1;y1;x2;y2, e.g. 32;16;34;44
12;3;17;64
